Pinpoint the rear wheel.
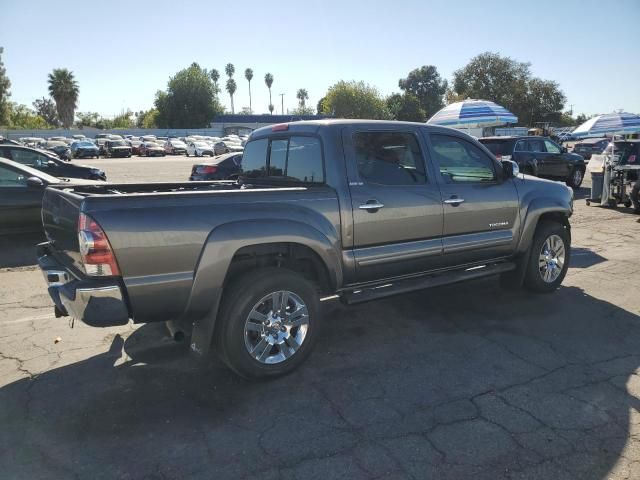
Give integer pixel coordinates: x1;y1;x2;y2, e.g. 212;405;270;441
216;268;321;379
566;167;584;188
524;221;570;293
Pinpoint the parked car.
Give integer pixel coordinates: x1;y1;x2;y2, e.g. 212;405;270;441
71;140;100;159
189;152;243;180
105;139;132;158
213;140;243;155
129;140;143;155
0;159;100;234
72;134;87;141
141;135;157;142
186;141;214;157
43;141;72;161
479;136;586;188
138;141;165;157
0;136;21;145
0;144;106;180
95;138;108;156
36;120;573;380
165;139;187;155
572;138;609;160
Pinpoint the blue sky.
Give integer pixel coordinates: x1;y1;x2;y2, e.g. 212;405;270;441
2;0;639;119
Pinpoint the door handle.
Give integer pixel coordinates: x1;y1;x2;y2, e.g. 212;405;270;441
359;201;384;211
443;197;465;205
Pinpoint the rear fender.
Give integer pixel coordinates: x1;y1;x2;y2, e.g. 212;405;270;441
187;220;342;356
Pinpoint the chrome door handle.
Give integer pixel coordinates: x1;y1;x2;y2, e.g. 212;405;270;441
359;202;384;210
443;198;465;205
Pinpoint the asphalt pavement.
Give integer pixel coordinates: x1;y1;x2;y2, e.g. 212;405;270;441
1;157;639;479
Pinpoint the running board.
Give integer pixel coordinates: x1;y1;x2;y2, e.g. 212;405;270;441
341;262;516;305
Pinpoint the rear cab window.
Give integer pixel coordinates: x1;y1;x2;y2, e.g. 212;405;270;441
241;136;324;184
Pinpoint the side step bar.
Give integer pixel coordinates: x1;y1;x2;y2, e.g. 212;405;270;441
341;262;516;305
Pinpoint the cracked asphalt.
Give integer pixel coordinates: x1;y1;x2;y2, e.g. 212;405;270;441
1;157;640;479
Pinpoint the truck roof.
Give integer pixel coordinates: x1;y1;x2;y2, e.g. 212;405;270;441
250;119;467;138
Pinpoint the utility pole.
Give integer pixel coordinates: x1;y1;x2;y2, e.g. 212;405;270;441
569;104;574;116
279;93;285;115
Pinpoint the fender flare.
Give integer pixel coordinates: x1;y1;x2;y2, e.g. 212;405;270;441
186;219;342;356
516;197;571;255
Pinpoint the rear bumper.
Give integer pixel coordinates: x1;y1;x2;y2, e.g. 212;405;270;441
37;243;130;327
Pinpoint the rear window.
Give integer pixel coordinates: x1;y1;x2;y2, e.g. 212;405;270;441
479;140;512;156
241;136;324;183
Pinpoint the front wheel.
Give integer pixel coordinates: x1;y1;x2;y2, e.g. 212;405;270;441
216;268;321;379
524;221;570;293
566;167;584;188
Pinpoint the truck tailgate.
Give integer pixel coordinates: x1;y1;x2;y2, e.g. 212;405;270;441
41;187;84;273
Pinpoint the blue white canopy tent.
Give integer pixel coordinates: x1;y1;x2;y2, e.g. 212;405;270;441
571;112;640;138
427;99;518;130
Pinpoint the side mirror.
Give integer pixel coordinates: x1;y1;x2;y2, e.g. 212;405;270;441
561;146;568;153
26;176;45;188
501;159;519;179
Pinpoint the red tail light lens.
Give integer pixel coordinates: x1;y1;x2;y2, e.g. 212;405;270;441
199;165;218;174
271;123;289;132
78;213;120;276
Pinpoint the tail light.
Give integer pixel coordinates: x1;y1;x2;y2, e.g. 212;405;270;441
198;165;218;174
78;213;120;276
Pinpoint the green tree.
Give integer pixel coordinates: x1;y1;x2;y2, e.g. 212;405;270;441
76;111;100;128
291;105;315;115
226;78;237;114
264;73;274;114
7;103;48;129
386;93;425;122
296;88;309;109
398;65;447;118
136;109;159;128
47;68;79;128
225;63;235;78
525;78;566;125
0;47;10;126
316;96;326;115
111;110;134;129
154;62;223;128
32;97;59;126
575;113;589;125
244;68;254;113
450;52;566;126
320;81;390;119
210;68;220;94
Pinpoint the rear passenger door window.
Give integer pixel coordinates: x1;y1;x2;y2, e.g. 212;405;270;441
354;132;426;185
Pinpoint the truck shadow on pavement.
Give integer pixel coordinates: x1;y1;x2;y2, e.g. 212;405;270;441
1;279;639;479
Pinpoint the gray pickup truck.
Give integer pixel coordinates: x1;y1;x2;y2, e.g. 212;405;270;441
37;120;573;379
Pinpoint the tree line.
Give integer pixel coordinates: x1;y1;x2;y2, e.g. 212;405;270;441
0;47;589;130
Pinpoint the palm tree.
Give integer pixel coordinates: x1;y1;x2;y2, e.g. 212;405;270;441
244;68;254;113
225;63;235;79
210;68;220;93
296;88;309;108
226;78;237;114
47;68;79;128
264;73;274;114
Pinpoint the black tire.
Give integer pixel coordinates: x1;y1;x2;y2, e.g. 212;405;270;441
524;221;570;293
215;268;321;380
566;167;584;188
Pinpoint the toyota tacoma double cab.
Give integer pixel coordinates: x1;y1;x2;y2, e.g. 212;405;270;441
37;120;573;379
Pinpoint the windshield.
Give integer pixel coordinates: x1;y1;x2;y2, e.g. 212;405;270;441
110;140;126;147
194;142;209;148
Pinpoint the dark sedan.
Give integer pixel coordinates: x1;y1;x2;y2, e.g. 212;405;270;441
71;140;100;159
572;138;609;160
189;152;243;180
0;158;100;234
139;141;166;157
43;141;72;161
0;145;106;181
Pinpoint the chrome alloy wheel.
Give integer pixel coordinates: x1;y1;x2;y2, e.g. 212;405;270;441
538;234;566;283
244;290;309;364
572;169;583;185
